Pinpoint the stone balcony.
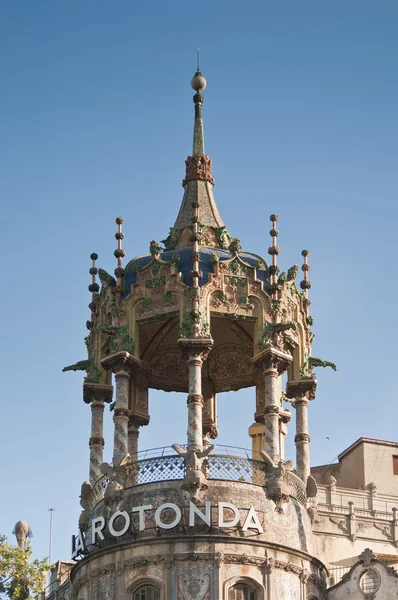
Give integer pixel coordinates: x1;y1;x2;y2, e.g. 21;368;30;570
90;445;307;509
74;445;313;560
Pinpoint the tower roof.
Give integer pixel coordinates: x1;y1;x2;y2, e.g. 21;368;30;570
162;69;231;251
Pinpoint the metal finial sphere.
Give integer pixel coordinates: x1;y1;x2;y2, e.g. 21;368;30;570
191;71;207;92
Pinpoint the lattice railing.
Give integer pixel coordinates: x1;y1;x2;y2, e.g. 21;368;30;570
208;455;266;485
283;470;307;505
135;454;266;485
91;473;109;504
90;449;308;508
138;455;185;484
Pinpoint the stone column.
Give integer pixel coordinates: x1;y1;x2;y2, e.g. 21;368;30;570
328;476;336;505
254;349;292;462
279;420;286;461
348;501;356;541
214;553;223;600
128;418;140;460
202;379;218;446
286;379;317;483
278;410;291;462
368;482;377;512
181;341;212;451
299;570;309;600
101;352;140;467
174;339;213;498
83;383;113;483
262;559;273;600
392;507;398;547
294;396;310;483
127;417;140;486
264;365;280;459
89;399;105;483
113;368;130;466
187;350;205;448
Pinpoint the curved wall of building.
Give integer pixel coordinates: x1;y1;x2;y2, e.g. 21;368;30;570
71;480;327;599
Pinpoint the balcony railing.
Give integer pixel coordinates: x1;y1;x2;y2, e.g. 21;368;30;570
91;446;307;507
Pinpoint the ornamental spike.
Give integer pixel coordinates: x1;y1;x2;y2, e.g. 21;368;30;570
190;187;203;336
88;253;99;325
191;67;207;156
114;218;126;295
268;214;280;301
300;249;312;318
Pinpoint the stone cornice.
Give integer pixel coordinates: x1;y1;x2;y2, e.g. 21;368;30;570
101;351;140;374
69;534;328;582
252;347;292;374
83;383;114;405
73;550;327;595
178;338;213;361
286;379;317;401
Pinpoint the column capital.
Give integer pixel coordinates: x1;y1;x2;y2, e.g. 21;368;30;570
178;338;213;361
128;413;148;428
83;383;114;405
253;347;292;374
279;409;292;424
101;351;140;375
286;378;317;400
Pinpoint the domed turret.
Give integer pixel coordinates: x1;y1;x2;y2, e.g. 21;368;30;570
64;65;336;600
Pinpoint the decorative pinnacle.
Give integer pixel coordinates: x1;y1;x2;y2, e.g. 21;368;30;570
300;249;311;315
114;218;125;265
88;253;99;322
268;215;280;301
114;218;126;296
191;66;206;156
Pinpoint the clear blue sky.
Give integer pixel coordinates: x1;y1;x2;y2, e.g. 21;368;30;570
0;0;397;567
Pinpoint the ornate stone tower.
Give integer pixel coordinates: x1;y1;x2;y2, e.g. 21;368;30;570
64;69;337;600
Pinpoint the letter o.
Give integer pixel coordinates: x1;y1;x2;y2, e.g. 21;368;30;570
155;503;181;529
108;510;130;537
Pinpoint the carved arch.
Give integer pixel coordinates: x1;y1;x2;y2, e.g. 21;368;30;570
128;289;182;351
139;316;179;362
224;576;264;600
207;286;260;321
128;577;164;600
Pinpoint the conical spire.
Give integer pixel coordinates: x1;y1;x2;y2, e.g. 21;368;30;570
162;68;231;251
191;70;206;155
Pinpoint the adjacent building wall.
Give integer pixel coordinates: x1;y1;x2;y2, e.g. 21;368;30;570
362;441;398;496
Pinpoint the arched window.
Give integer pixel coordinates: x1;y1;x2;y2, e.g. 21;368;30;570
133;585;160;600
228;582;257;600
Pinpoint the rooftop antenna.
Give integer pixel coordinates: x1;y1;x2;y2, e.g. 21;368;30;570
197;47;200;72
48;508;55;566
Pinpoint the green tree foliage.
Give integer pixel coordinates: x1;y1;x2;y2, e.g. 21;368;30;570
0;535;51;599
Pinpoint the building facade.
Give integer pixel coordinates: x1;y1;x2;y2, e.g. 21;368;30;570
53;70;398;600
